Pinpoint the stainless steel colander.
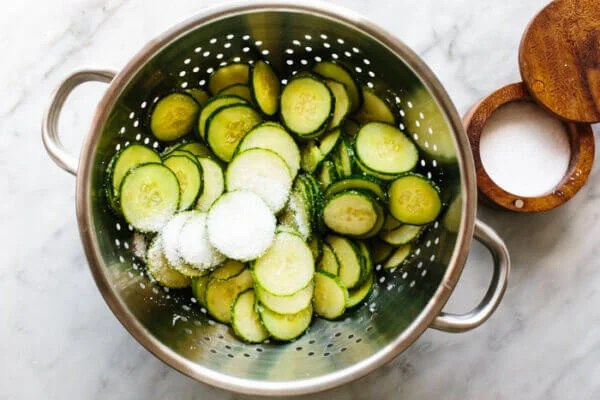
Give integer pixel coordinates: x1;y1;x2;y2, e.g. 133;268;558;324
42;1;510;396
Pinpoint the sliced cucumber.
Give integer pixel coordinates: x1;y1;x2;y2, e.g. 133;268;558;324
309;236;323;263
358;241;373;277
354;88;395;124
300;128;342;173
317;160;338;189
178;142;212;158
369;239;394;264
226;149;293;213
360;199;385;239
120;163;180;232
237;122;300;177
258;304;313;341
208;63;249;95
278;183;312;241
256;283;313;315
280;74;333;138
150;92;200;141
313;62;361;112
383;244;412;270
218;84;252;102
185;88;210;106
145;238;191;288
205;268;253;323
298;174;325;235
210;259;246;280
443;195;461;233
250;60;280;116
109;144;161;201
355;122;418;177
324;79;351;129
379;224;423;245
163;155;203;211
388;174;442;225
198;95;247;140
317;243;340;276
206;104;262;162
323;190;380;237
382;213;403;232
341;119;360;137
325;175;385;200
231;290;270;343
192;275;210;306
178;211;225;269
207;191;276;261
313;271;348;320
253;231;314;296
332;136;355;178
161;212;192;266
325;235;362;289
194;157;224;212
347;272;374;308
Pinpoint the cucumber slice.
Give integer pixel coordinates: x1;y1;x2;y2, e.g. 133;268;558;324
379;224;423;245
163;155;203;211
318;243;340;276
258;304;313;341
232;289;270;343
280;74;333;138
205;268;253;323
237;122;300;177
298;174;325;235
256;283;313;315
333;137;355;178
194;157;225;212
323;190;380;237
178;142;212;158
313;62;361;112
150;92;200;141
309;236;323;263
160;212;211;277
218;84;253;102
206;104;262;162
253;232;314;296
325;235;362;289
369;239;394;264
354;88;395;124
313;271;348;320
358;241;373;277
226;149;293;213
185;88;210;106
250;60;281;116
341;119;360;137
211;259;246;280
317;160;338;189
355;122;418;176
388;174;442;225
382;213;403;231
145;238;191;289
208;63;250;95
109;144;161;199
324;79;351;129
325;175;385;200
278;183;312;241
300;128;342;173
347;272;374;308
192;275;210;306
120;163;180;232
207;191;276;261
359;199;385;239
383;244;412;270
198;95;247;140
178;211;226;269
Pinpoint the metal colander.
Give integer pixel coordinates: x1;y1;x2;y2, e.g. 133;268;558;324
42;1;509;396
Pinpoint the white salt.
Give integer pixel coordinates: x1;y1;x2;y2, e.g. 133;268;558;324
480;102;570;197
177;212;225;269
207;191;276;261
160;213;191;266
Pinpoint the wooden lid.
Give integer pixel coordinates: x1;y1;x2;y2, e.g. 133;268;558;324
519;0;600;123
464;82;595;213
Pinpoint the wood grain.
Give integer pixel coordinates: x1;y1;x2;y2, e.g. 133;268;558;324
463;82;595;213
519;0;600;123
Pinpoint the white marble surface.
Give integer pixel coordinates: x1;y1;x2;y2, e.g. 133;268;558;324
2;0;600;399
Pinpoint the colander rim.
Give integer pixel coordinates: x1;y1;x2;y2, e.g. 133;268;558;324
75;0;477;396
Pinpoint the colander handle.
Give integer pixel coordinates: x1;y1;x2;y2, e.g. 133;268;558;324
42;69;116;176
431;219;510;333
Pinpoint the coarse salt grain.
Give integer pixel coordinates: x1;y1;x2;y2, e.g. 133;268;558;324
207;191;276;261
131;232;147;259
480;102;570;197
177;212;225;269
161;213;191;266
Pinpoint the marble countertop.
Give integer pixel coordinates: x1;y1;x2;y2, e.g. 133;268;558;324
2;0;599;399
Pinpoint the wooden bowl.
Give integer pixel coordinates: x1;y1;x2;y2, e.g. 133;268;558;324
464;82;595;213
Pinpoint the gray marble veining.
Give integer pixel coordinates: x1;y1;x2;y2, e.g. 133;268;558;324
2;0;599;399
